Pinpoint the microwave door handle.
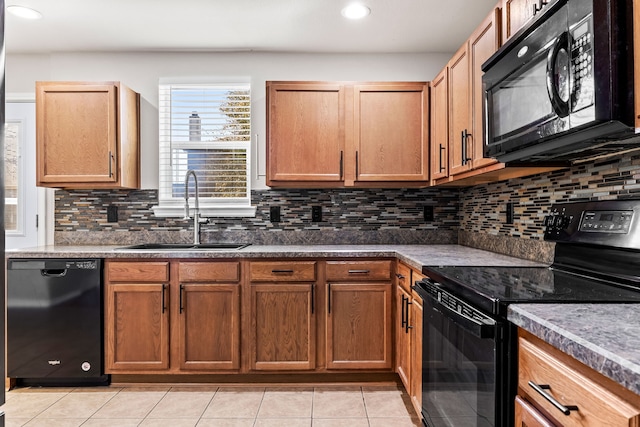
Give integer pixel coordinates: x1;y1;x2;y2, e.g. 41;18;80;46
546;31;571;118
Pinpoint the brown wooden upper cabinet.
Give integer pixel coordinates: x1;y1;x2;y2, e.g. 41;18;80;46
431;8;501;185
501;0;538;43
36;81;140;189
267;81;429;188
429;69;449;181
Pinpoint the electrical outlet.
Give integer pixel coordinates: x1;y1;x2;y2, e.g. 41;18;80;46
312;206;322;222
423;206;434;222
107;205;118;223
270;206;281;222
506;202;514;224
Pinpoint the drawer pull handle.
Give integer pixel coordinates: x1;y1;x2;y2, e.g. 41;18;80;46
528;381;579;415
272;269;294;273
348;269;370;274
396;273;405;279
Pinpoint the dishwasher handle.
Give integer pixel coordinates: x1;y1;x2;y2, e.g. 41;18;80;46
41;269;68;278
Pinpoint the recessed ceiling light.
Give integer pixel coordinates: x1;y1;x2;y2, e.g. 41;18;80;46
341;3;370;20
7;5;42;20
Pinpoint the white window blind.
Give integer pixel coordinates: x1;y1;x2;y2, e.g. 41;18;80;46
153;82;255;217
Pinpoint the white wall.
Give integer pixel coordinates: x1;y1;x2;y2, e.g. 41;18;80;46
6;51;450;190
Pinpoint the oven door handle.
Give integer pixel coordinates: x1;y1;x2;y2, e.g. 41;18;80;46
415;284;496;339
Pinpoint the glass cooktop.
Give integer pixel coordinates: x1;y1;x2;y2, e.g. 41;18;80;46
420;265;640;317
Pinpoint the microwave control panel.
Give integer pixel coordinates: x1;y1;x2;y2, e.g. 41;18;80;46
570;17;594;111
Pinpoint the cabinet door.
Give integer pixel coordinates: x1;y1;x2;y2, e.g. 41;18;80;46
267;82;345;184
327;283;393;370
178;283;240;370
448;43;472;176
36;82;118;185
502;0;537;42
250;283;316;370
410;295;423;415
105;283;170;372
430;68;449;182
514;396;556;427
396;285;412;391
353;83;428;182
469;8;501;170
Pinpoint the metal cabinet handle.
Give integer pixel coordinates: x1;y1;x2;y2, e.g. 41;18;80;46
355;151;359;178
348;269;370;274
108;151;114;177
179;284;184;313
311;283;315;314
528;381;579;415
461;129;472;166
405;299;413;333
339;151;344;180
401;295;407;328
533;0;548;15
439;144;446;172
327;283;332;314
272;269;294;273
395;273;405;279
161;284;167;313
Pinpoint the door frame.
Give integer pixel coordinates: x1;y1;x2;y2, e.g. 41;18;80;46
7;93;53;246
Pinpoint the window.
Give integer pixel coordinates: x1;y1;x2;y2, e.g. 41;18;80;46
5;120;23;233
152;80;255;217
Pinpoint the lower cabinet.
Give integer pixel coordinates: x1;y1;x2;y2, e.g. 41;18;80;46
410;281;423;415
105;261;170;371
178;262;241;371
249;261;317;371
517;330;640;427
326;260;393;370
105;259;241;374
105;257;397;376
395;261;424;419
514;396;555;427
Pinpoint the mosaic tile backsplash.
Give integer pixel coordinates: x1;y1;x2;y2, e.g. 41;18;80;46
54;151;640;257
459;152;640;240
55;188;460;245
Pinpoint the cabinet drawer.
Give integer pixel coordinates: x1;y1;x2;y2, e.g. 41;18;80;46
519;336;640;427
107;261;169;282
179;262;240;282
250;261;316;282
326;260;392;281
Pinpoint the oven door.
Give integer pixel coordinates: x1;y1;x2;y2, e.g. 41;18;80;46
414;281;507;427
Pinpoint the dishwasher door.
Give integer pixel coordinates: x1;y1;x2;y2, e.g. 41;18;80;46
7;258;108;385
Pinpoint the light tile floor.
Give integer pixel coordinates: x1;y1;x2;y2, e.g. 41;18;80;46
2;384;422;426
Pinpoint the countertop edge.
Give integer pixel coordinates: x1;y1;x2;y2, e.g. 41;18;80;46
508;304;640;396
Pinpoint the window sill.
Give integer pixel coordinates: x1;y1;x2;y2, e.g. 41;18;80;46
152;204;256;218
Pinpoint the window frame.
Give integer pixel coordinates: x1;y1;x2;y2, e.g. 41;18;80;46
152;78;255;218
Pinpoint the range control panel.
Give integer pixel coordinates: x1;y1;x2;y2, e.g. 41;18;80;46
579;210;633;233
544;200;640;248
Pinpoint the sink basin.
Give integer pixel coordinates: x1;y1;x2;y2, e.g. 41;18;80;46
116;243;250;251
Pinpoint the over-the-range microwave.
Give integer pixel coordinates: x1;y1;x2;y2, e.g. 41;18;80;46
482;0;638;163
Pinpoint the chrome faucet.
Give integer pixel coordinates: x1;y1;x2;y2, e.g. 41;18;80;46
184;169;204;245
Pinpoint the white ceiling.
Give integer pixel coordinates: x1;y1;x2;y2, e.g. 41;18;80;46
5;0;498;54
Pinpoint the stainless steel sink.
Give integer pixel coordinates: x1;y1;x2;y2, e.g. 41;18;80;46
116;243;250;250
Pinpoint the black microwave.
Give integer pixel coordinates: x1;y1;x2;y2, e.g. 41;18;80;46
482;0;637;163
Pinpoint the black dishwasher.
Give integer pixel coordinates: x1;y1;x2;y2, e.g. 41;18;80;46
7;258;108;386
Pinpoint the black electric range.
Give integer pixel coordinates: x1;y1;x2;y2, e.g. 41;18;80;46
414;199;640;427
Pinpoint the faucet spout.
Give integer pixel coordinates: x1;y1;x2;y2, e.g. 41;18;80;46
184;169;201;245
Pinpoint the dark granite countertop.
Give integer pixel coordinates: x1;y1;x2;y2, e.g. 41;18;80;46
508;304;640;396
5;244;547;272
